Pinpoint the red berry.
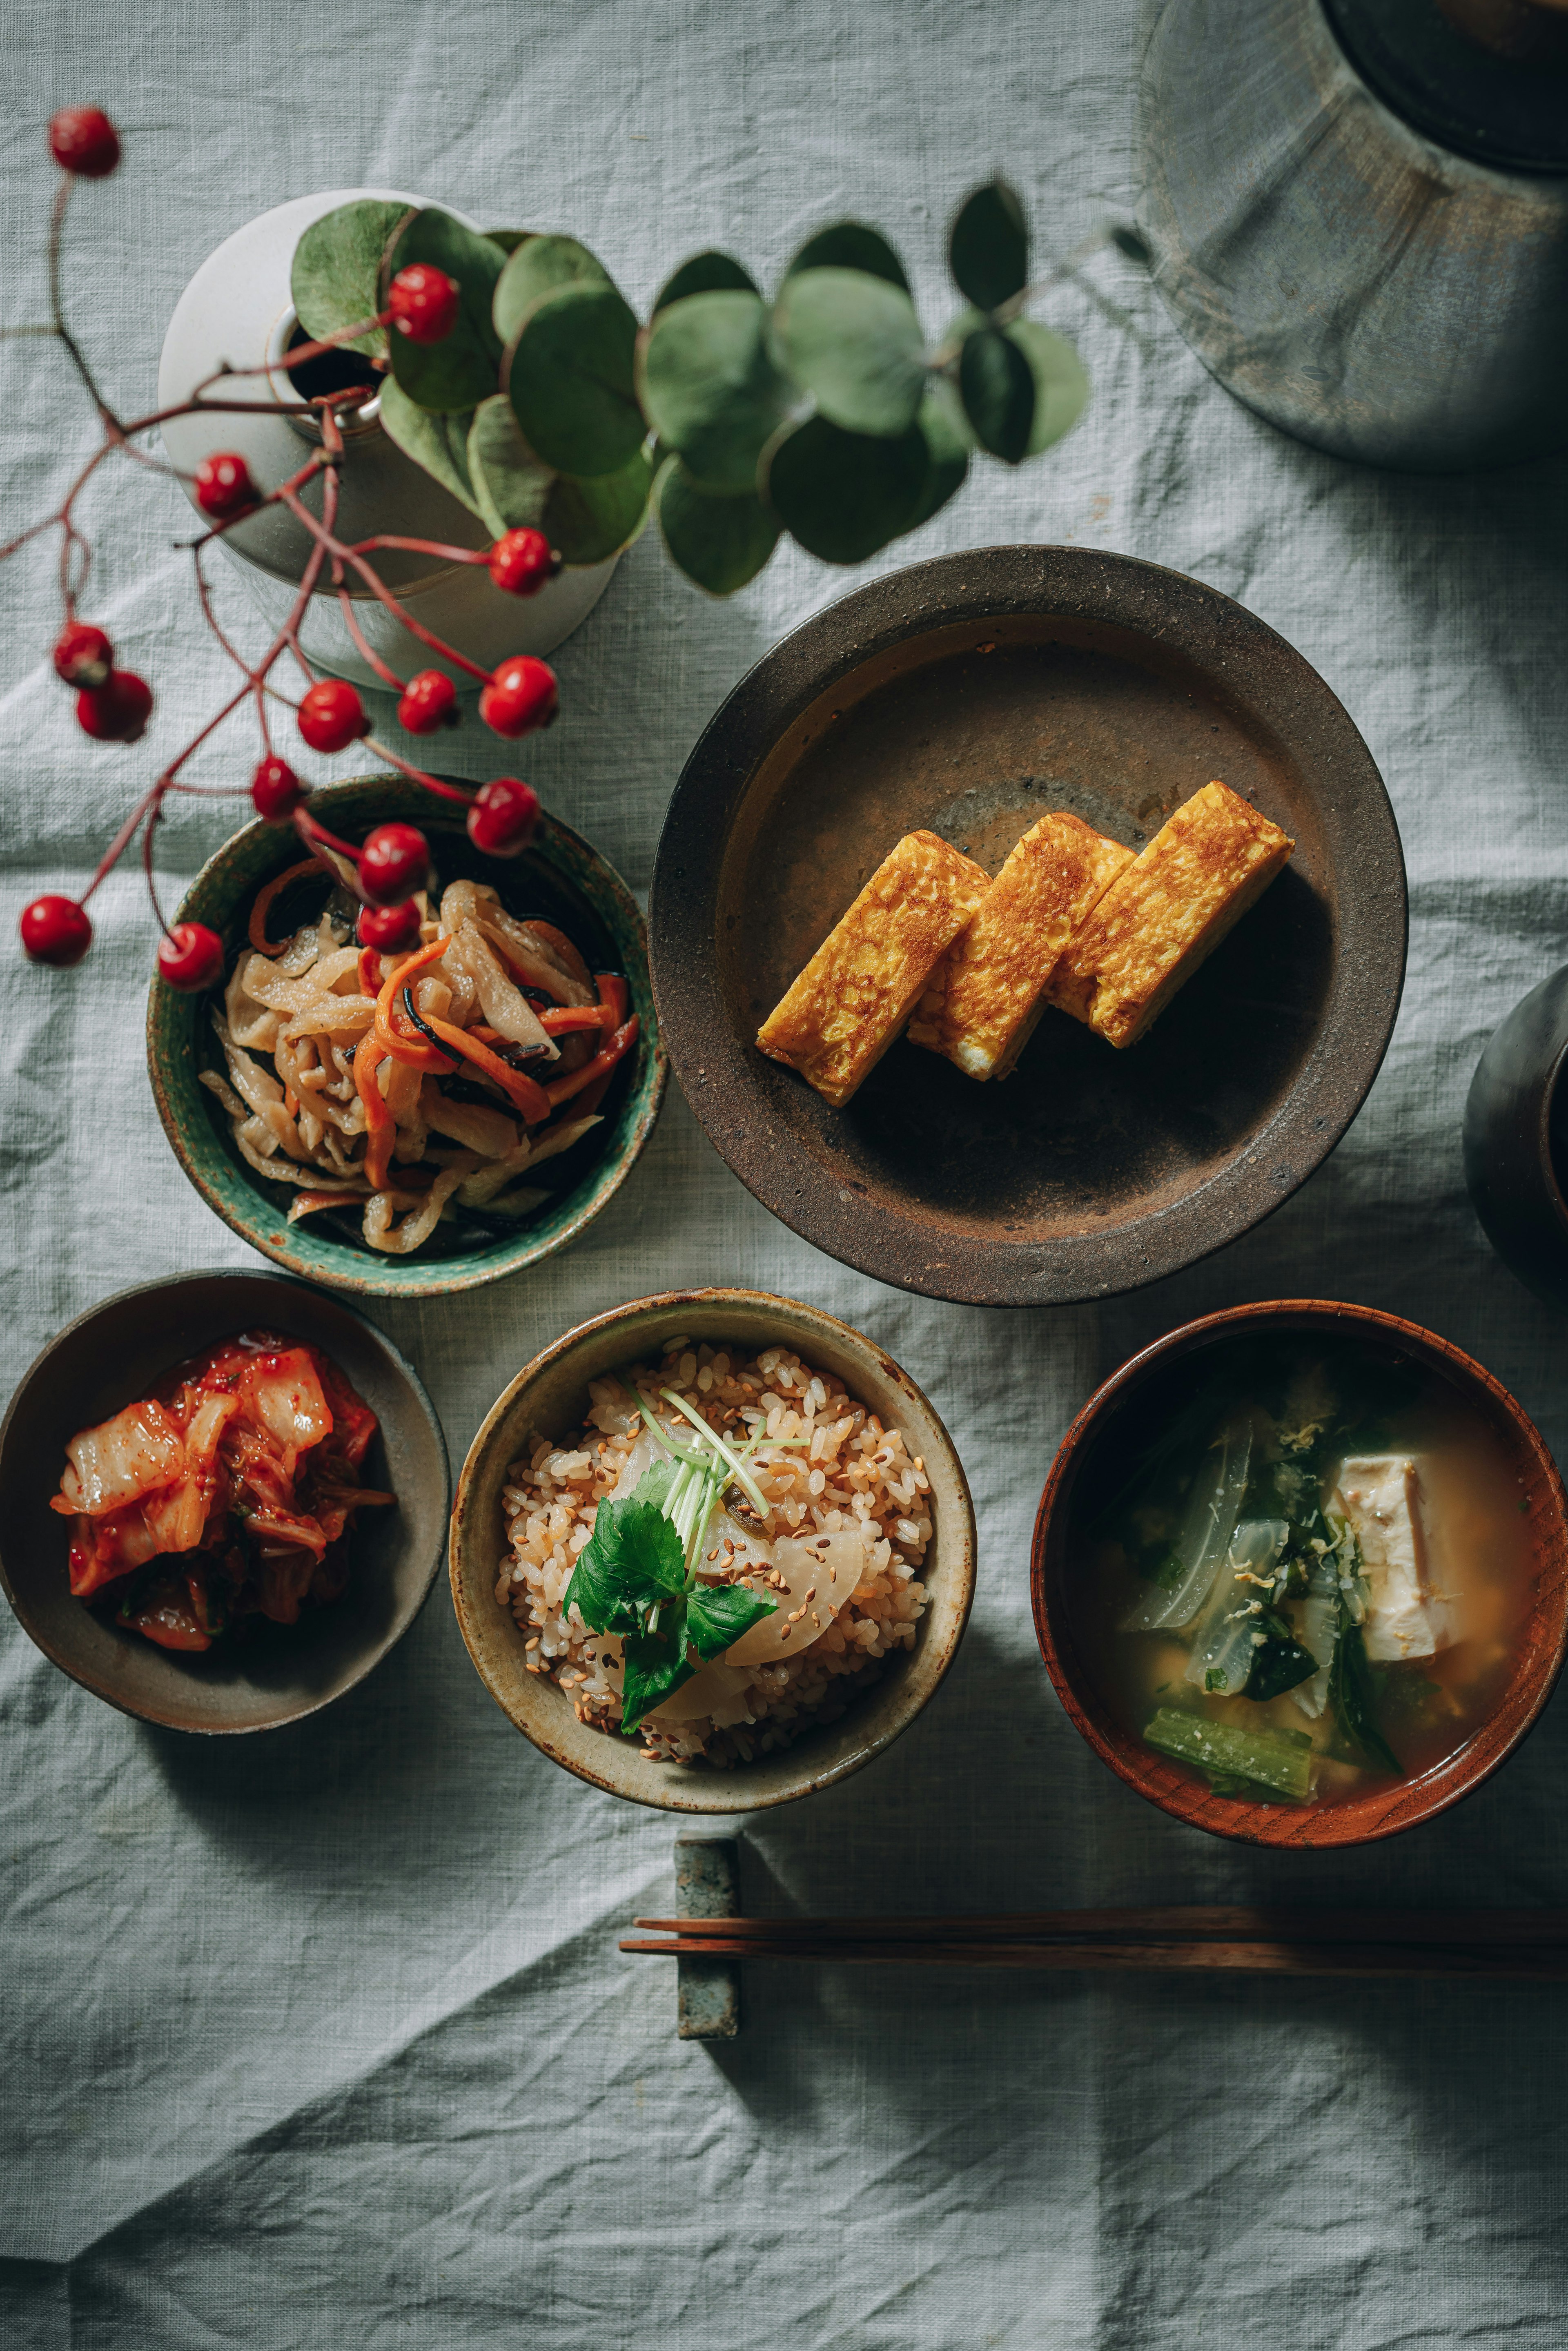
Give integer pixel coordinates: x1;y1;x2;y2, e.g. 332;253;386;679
156;922;225;993
76;669;153;744
194;451;258;521
396;669;459;735
20;895;92;968
467;777;541;858
297;679;369;755
49;107;120;178
388;264;461;346
251;756;307;824
359;822;430;907
479;656;559;740
488;529;561;597
357;898;423;954
53;621;113;689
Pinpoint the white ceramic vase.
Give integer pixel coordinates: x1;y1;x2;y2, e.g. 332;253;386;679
158;190;619;691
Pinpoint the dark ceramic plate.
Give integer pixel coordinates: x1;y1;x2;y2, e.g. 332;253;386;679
0;1270;449;1733
149;775;667;1299
650;548;1406;1306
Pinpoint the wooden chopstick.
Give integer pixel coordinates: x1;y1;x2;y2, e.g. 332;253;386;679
620;1936;1568;1978
632;1907;1568;1946
620;1908;1568;1979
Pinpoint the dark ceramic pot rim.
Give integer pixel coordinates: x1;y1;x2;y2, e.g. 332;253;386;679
448;1285;978;1812
0;1268;450;1734
650;545;1407;1309
147;776;668;1299
1030;1298;1568;1849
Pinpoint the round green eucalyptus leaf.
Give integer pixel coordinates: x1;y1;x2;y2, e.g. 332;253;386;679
949;178;1029;313
507;282;645;477
655;455;779;593
771;267;927;438
1007;318;1090;454
292;200;408;359
467;393;554;537
958;323;1036;463
784;222;909;293
763;414;929;564
653;251;758;312
547;448;654;564
494;234;614;348
906;377;971;531
638;290;795;493
386;208;506;412
484;230;532;255
379;377;483;516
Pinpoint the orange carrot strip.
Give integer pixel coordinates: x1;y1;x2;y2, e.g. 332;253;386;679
353;1032;394;1190
249;857;330;956
544;1014;638;1109
372;936;452;1070
358;946;382;997
596;973;629;1028
540;1005;609;1035
425;1018;553;1123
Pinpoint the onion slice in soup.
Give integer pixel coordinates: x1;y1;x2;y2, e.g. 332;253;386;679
1120;1412;1254;1632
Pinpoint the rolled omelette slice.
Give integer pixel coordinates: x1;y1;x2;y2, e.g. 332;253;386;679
907;811;1134;1080
756;829;991;1107
1044;780;1293;1049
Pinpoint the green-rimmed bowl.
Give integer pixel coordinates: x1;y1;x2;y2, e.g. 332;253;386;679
148;775;666;1299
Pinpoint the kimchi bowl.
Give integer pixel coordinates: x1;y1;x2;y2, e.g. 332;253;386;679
0;1269;449;1732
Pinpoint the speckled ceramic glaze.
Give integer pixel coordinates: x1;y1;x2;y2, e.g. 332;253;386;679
147;776;666;1297
1031;1299;1568;1848
449;1288;977;1812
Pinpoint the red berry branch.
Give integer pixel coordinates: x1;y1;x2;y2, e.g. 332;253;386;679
7;109;570;987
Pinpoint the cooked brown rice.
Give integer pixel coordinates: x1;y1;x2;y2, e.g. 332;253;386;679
495;1338;931;1764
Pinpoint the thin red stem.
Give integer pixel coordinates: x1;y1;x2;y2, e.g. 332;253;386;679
360;738;476;806
335;588;407;691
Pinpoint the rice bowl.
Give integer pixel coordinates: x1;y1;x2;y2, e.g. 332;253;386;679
497;1338;931;1765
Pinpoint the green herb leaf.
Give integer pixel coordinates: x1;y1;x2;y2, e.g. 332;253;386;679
508;281;645;477
291;199;408;359
771;268;928;439
763;414;930;564
1005;319;1089;455
958;323;1035;463
687;1581;775;1660
784;222;910;293
639;290;796;492
1328;1605;1404;1777
620;1621;696;1734
380;379;483;516
628;1461;679;1512
949;178;1029;312
654;251;759;312
494;234;615;348
385;207;506;412
564;1495;686;1636
655;454;780;593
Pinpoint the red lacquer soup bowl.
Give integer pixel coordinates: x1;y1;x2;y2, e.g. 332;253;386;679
1031;1300;1568;1848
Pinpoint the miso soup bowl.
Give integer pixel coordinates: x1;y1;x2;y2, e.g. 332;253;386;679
450;1287;977;1812
1031;1299;1568;1849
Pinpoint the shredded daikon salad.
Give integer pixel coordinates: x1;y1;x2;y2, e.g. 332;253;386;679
199;860;638;1256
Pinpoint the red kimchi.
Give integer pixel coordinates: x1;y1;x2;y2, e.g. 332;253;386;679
51;1330;394;1650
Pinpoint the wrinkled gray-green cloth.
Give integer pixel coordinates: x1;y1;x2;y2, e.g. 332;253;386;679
4;2;1568;2344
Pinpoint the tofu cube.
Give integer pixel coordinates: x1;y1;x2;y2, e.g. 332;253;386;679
908;812;1133;1080
755;830;991;1108
1045;780;1294;1048
1333;1455;1458;1661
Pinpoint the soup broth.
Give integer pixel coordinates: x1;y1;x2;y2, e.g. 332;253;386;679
1069;1334;1537;1808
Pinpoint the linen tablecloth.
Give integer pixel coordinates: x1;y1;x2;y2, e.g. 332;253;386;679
4;2;1567;2342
